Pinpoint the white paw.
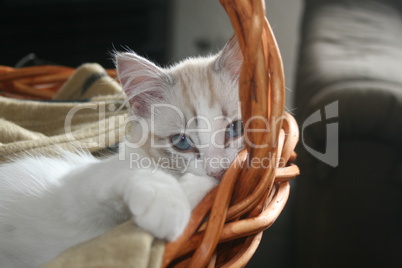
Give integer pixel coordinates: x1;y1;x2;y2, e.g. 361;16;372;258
122;169;191;241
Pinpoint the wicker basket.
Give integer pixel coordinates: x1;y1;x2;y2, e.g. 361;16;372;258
0;0;299;267
163;0;299;267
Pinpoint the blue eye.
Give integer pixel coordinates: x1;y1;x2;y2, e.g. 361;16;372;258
171;134;194;151
226;120;243;139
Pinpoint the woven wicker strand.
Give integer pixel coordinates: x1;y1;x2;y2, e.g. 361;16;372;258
0;65;116;99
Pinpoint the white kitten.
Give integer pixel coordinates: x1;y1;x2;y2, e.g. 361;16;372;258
0;37;243;268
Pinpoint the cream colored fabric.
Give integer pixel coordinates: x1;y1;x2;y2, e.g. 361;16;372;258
0;63;164;268
41;222;164;268
0;63;127;160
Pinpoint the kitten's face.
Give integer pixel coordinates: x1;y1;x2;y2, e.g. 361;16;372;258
117;37;244;179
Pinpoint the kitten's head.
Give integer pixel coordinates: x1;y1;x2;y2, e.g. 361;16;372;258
116;37;244;179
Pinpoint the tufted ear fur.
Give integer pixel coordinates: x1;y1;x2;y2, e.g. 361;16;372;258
214;36;243;80
115;52;173;117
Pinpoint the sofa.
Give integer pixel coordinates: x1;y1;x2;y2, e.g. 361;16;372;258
293;0;402;267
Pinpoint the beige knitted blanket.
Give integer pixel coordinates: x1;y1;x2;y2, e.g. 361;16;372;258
0;63;164;268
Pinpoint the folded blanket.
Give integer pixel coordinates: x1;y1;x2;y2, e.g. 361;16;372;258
0;63;126;161
0;63;164;268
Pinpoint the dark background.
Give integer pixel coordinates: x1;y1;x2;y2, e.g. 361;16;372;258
0;0;171;68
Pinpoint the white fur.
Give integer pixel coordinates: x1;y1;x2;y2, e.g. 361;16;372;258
0;151;217;267
0;37;243;267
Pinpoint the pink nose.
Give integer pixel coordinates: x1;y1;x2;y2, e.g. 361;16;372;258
209;170;226;180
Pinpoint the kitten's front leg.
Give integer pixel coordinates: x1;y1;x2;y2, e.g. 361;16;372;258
62;161;191;241
122;172;217;241
113;170;217;240
59;156;215;242
119;169;192;241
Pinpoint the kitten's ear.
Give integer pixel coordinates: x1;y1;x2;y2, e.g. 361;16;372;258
115;52;172;117
214;36;243;79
